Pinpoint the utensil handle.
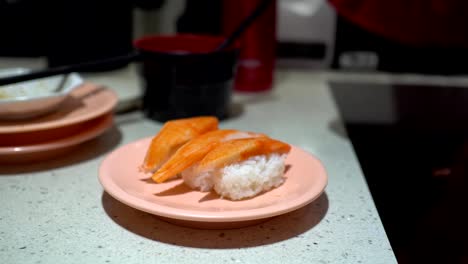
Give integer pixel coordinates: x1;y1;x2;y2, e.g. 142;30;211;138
0;52;140;86
215;0;274;52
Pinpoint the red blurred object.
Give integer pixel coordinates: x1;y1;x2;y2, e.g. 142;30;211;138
134;34;231;54
328;0;468;48
223;0;277;92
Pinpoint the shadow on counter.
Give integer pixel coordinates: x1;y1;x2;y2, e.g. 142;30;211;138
0;125;122;175
101;191;328;249
328;118;348;139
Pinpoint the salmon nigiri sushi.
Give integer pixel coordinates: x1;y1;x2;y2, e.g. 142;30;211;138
151;129;265;183
182;137;291;200
140;116;218;173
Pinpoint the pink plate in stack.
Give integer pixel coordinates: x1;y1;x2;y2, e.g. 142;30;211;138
0;83;118;163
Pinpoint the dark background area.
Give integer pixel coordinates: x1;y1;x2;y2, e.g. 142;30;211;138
332;16;468;75
1;0;467;75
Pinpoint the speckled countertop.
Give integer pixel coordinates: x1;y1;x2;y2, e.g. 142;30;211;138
0;64;403;264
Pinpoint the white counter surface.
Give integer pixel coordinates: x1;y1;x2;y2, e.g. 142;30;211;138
0;65;400;263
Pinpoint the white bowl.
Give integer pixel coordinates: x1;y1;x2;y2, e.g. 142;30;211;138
0;68;83;120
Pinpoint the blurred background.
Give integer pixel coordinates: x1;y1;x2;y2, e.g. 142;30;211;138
1;0;467;74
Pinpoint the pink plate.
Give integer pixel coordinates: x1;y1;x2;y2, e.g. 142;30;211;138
0;113;113;163
98;138;328;229
0;83;117;134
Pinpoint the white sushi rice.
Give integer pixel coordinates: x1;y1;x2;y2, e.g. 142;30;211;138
182;165;215;192
182;153;287;200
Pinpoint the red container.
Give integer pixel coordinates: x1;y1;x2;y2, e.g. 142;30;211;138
223;0;277;92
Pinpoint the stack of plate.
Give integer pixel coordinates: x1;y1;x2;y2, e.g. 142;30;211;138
0;83;118;163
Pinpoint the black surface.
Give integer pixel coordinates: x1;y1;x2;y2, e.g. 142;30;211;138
330;81;468;263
